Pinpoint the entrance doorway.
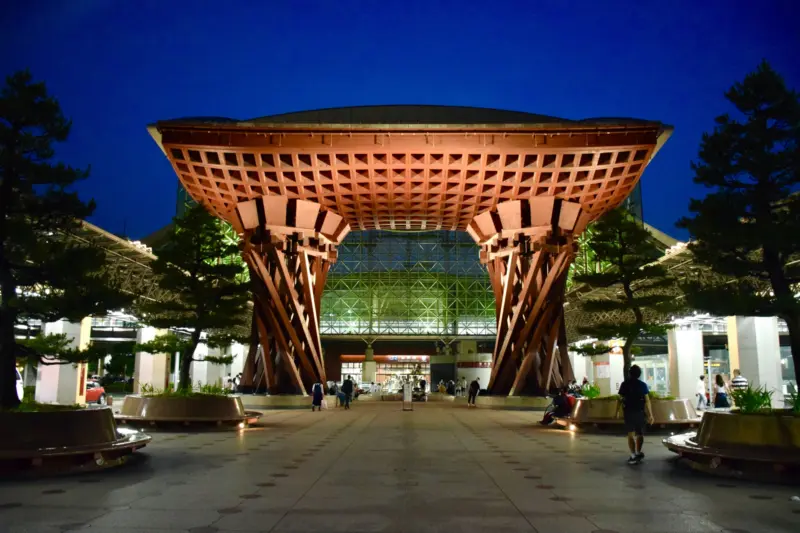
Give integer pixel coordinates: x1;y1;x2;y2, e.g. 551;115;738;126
340;355;430;392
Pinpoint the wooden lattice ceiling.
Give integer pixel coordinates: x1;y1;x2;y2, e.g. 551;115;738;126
150;106;671;231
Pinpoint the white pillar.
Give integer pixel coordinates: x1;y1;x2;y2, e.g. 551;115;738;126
133;327;170;393
727;316;784;408
455;348;492;386
568;350;588;384
667;328;705;401
362;346;376;383
35;318;91;405
592;351;624;396
229;342;246;379
190;342;226;387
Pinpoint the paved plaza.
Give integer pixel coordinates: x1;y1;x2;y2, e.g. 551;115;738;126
1;403;798;533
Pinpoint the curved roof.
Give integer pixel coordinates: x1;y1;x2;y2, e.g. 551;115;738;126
157;105;662;130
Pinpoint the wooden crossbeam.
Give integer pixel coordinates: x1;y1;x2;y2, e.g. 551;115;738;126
491;251;544;382
253;301;277;390
267;247;325;382
299;251;324;369
247;250;312;395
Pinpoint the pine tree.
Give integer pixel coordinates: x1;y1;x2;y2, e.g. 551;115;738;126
677;61;800;385
134;204;250;391
0;71;130;409
573;209;681;378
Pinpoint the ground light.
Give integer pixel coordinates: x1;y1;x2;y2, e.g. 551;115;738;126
568;424;577;432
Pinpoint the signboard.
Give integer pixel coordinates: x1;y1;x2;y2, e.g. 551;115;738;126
594;362;610;379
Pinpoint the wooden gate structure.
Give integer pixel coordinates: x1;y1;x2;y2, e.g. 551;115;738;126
149;105;671;395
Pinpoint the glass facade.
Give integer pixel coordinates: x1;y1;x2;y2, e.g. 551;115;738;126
375;356;430;390
321;231;495;337
340;362;363;385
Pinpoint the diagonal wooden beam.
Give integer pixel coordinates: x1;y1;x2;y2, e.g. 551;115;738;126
248;250;315;393
248;282;305;394
556;309;574;384
299;250;324;366
240;310;258;388
314;258;330;313
506;250;569;372
247;257;305;394
492;251;544;380
253;300;277;390
487;258;503;318
540;317;562;392
261;300;305;394
492;251;518;360
268;247;325;382
510;305;557;395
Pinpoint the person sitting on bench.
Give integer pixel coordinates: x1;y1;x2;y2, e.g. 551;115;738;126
540;387;574;425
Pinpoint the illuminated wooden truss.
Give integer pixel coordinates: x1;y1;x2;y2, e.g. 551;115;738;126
468;198;589;395
236;196;350;395
150;106;671;395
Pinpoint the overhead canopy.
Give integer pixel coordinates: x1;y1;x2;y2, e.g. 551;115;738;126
63;221;169;303
149;105;671;232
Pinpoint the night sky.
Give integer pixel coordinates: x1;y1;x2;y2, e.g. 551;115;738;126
2;0;798;241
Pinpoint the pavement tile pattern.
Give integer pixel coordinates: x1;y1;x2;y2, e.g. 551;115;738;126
1;404;798;533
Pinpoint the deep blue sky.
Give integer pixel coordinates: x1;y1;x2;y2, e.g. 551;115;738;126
2;0;798;240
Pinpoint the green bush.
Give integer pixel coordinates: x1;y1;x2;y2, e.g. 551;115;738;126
22;386;35;402
648;391;676;401
730;385;773;414
786;391;799;414
583;383;601;399
2;396;84;413
139;381;230;398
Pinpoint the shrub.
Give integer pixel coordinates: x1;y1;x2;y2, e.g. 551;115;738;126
648;391;676;401
786;391;799;414
139;381;230;398
730;385;773;414
22;386;35;402
583;383;601;399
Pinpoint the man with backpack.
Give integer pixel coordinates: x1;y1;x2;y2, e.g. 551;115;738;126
616;365;655;465
341;375;354;410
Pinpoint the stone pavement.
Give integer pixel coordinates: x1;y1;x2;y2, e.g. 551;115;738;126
1;403;798;533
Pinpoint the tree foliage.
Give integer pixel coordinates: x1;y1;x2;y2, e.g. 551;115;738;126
100;341;136;377
134;204;250;390
0;71;130;408
677;61;800;385
573;209;681;377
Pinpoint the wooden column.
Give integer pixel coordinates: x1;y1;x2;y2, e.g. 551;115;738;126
232;196;349;396
468;198;592;396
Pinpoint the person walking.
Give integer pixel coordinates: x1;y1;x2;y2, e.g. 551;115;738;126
730;369;748;392
616;365;655;465
341;375;354;410
713;374;731;408
467;377;480;407
696;375;708;411
311;382;324;412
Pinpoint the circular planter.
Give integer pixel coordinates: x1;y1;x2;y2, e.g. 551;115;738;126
0;407;151;476
565;397;701;429
116;394;261;429
663;410;800;483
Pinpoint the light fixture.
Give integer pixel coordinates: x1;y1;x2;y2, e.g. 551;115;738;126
568;424;577;432
238;422;245;429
